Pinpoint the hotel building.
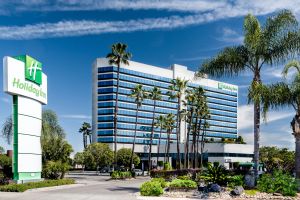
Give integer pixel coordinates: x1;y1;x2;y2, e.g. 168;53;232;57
92;58;252;167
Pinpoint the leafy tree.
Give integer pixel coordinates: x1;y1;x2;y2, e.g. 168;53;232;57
260;146;294;173
73;152;85;169
147;87;162;171
42;109;65;139
78;122;92;149
84;143;113;170
0;154;12;178
116;148;140;169
0;146;5;154
1;117;12;144
106;43;132;167
129;84;147;169
167;78;188;169
198;10;300;179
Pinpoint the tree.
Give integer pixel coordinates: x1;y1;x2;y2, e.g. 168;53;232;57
253;61;300;188
129;84;147;169
74;152;85;169
42;109;65;139
167;78;189;169
78;122;92;149
198;10;300;179
1;116;12;144
163;113;176;163
260;146;294;173
106;43;132;168
83;143;113;170
155;115;166;165
0;146;5;154
147;86;162;171
116;148;140;169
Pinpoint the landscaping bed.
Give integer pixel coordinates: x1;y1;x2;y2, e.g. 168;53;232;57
0;179;75;192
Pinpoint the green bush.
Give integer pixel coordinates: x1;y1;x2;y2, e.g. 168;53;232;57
42;161;70;180
140;181;163;196
177;175;191;180
199;162;228;185
228;175;244;188
163;162;172;170
169;179;197;189
0;179;75;192
257;170;297;196
151;178;167;188
111;171;132;179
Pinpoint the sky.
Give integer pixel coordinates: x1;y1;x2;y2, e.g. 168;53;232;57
0;0;299;153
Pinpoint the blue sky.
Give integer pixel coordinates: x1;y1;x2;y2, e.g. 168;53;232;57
0;0;299;153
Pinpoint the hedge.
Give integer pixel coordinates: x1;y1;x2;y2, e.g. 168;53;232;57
0;179;75;192
111;171;132;179
140;181;163;196
150;168;201;179
169;179;197;189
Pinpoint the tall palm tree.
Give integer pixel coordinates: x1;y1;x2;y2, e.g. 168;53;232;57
167;78;189;169
252;61;300;189
79;122;92;149
147;87;162;171
106;43;132;167
155;115;166;165
198;10;300;179
2;116;13;144
129;84;147;169
200;119;210;169
164;113;176;163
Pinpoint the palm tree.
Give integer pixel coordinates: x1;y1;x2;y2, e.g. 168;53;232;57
106;43;132;167
200;120;210;169
147;87;162;171
164;113;176;163
79;122;92;149
198;10;300;179
167;78;189;169
155;115;166;165
2;116;13;144
129;84;147;169
252;61;300;190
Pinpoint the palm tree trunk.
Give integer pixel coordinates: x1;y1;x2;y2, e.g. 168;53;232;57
113;63;121;169
176;98;182;169
148;101;157;171
157;126;163;166
83;134;87;149
253;75;261;182
166;130;171;163
196;119;202;168
291;114;300;191
89;134;92;145
192;116;199;169
200;123;206;169
185;110;193;169
130;106;139;170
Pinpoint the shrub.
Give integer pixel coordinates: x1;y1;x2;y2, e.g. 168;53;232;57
150;168;201;179
257;171;297;196
177;175;191;180
140;181;163;196
111;171;132;179
0;179;75;192
163;162;172;170
228;175;244;188
198;162;228;185
151;178;167;188
42;161;70;180
169;179;197;189
157;161;164;167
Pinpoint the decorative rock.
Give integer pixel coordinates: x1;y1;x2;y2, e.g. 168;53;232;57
230;186;244;196
245;173;255;188
273;192;283;196
209;184;221;193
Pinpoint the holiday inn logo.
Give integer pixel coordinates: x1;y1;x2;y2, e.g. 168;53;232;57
14;55;42;85
218;82;238;92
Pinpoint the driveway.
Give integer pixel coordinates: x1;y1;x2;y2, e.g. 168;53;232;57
0;173;150;200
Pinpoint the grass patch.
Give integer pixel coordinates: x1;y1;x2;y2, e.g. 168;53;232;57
0;179;75;192
245;189;258;196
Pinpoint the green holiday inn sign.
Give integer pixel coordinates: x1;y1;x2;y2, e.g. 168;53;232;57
14;55;42;85
218;82;238;92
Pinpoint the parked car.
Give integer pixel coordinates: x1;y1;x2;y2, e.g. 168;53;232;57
133;169;143;176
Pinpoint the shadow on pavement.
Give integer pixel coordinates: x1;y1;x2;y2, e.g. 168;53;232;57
108;186;139;193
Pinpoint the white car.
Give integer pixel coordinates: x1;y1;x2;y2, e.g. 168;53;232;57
134;169;143;176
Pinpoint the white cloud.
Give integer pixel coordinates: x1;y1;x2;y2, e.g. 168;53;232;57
60;114;91;120
238;104;293;131
0;0;299;39
217;27;244;44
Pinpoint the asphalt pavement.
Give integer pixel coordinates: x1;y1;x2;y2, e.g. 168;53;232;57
0;172;150;200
